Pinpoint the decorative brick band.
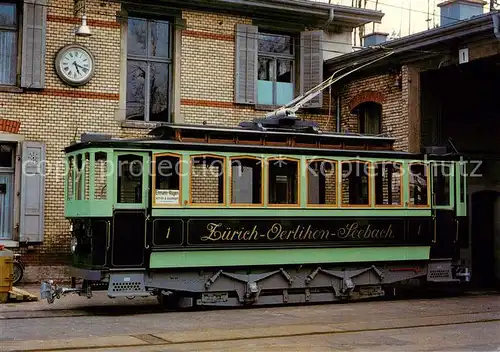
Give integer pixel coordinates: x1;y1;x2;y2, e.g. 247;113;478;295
349;90;385;112
0;119;21;134
181;99;236;108
182;30;234;42
28;89;119;101
47;15;121;29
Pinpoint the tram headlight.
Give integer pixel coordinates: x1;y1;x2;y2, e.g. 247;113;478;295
70;236;78;253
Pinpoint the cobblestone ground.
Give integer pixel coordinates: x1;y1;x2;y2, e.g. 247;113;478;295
1;286;499;351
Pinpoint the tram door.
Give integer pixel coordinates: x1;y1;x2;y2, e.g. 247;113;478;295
431;163;456;259
111;152;150;268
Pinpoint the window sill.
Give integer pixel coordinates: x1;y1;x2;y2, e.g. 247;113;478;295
120;120;165;129
254;104;283;111
0;86;23;93
0;240;19;247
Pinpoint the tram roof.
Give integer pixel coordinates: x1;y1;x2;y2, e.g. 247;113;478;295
64;121;462;160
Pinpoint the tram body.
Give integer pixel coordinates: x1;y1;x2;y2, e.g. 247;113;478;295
41;118;470;306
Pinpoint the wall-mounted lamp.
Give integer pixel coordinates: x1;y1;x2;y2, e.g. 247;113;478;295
76;14;91;36
74;0;91;37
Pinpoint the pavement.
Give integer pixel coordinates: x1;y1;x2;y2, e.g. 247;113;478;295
1;285;499;351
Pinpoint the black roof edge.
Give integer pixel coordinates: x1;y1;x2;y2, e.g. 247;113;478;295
63;138;465;162
112;0;384;28
325;11;499;72
146;121;398;143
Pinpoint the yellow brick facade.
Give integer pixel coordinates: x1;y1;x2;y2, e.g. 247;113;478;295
0;0;390;282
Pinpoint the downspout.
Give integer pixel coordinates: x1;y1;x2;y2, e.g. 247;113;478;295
493;13;500;40
336;95;341;132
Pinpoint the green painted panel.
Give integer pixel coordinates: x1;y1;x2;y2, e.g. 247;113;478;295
149;246;431;268
151;208;432;217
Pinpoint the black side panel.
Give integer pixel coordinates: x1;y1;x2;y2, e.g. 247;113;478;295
91;219;109;266
430;210;457;259
112;210;146;267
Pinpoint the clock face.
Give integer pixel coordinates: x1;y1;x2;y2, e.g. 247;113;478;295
55;45;95;86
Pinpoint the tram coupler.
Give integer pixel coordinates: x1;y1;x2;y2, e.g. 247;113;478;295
455;266;471;282
40;280;82;304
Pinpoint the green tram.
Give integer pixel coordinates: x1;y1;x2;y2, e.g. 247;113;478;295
41;116;470;307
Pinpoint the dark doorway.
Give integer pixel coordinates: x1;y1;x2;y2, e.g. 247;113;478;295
470;190;498;288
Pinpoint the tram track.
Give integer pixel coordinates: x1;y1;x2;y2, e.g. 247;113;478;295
1;290;499;321
2;311;500;352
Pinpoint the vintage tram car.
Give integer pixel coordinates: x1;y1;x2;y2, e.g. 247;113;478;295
41;116;470;307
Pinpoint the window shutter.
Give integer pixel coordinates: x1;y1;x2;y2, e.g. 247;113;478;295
21;0;47;89
300;30;324;108
234;24;258;104
20;141;46;242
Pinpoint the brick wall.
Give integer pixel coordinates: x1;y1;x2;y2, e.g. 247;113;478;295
333;70;409;151
191;164;222;204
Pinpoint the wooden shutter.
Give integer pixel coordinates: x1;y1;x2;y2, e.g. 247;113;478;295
300;30;324;108
21;0;47;89
20;141;46;242
234;24;258;104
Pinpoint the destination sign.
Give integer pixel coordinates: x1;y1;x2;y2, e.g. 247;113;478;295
151;217;432;248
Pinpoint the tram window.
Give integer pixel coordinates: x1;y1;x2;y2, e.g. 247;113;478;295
307;160;337;205
409;163;428;206
67;156;74;200
94;153;108;200
231;158;262;204
341;161;369;206
154;154;181;205
84;153;90;200
75;154;83;200
268;158;299;205
460;163;466;203
117;155;143;203
433;163;450;206
375;163;402;206
190;155;225;204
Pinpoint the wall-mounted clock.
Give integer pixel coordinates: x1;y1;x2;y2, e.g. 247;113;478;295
54;44;95;87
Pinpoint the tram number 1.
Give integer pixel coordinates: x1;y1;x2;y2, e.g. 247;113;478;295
153;219;183;246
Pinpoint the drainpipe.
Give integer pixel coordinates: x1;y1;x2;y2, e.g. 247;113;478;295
493;13;500;40
336;95;341;132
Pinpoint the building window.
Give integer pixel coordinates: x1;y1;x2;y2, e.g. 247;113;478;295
126;16;171;122
0;2;18;85
355;102;382;135
257;32;294;106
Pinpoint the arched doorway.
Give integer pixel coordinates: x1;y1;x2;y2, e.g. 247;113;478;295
470;190;499;288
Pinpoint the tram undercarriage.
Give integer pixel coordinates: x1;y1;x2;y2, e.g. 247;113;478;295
41;259;470;307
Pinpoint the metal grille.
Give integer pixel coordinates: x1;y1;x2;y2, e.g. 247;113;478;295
429;269;451;279
111;281;142;292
